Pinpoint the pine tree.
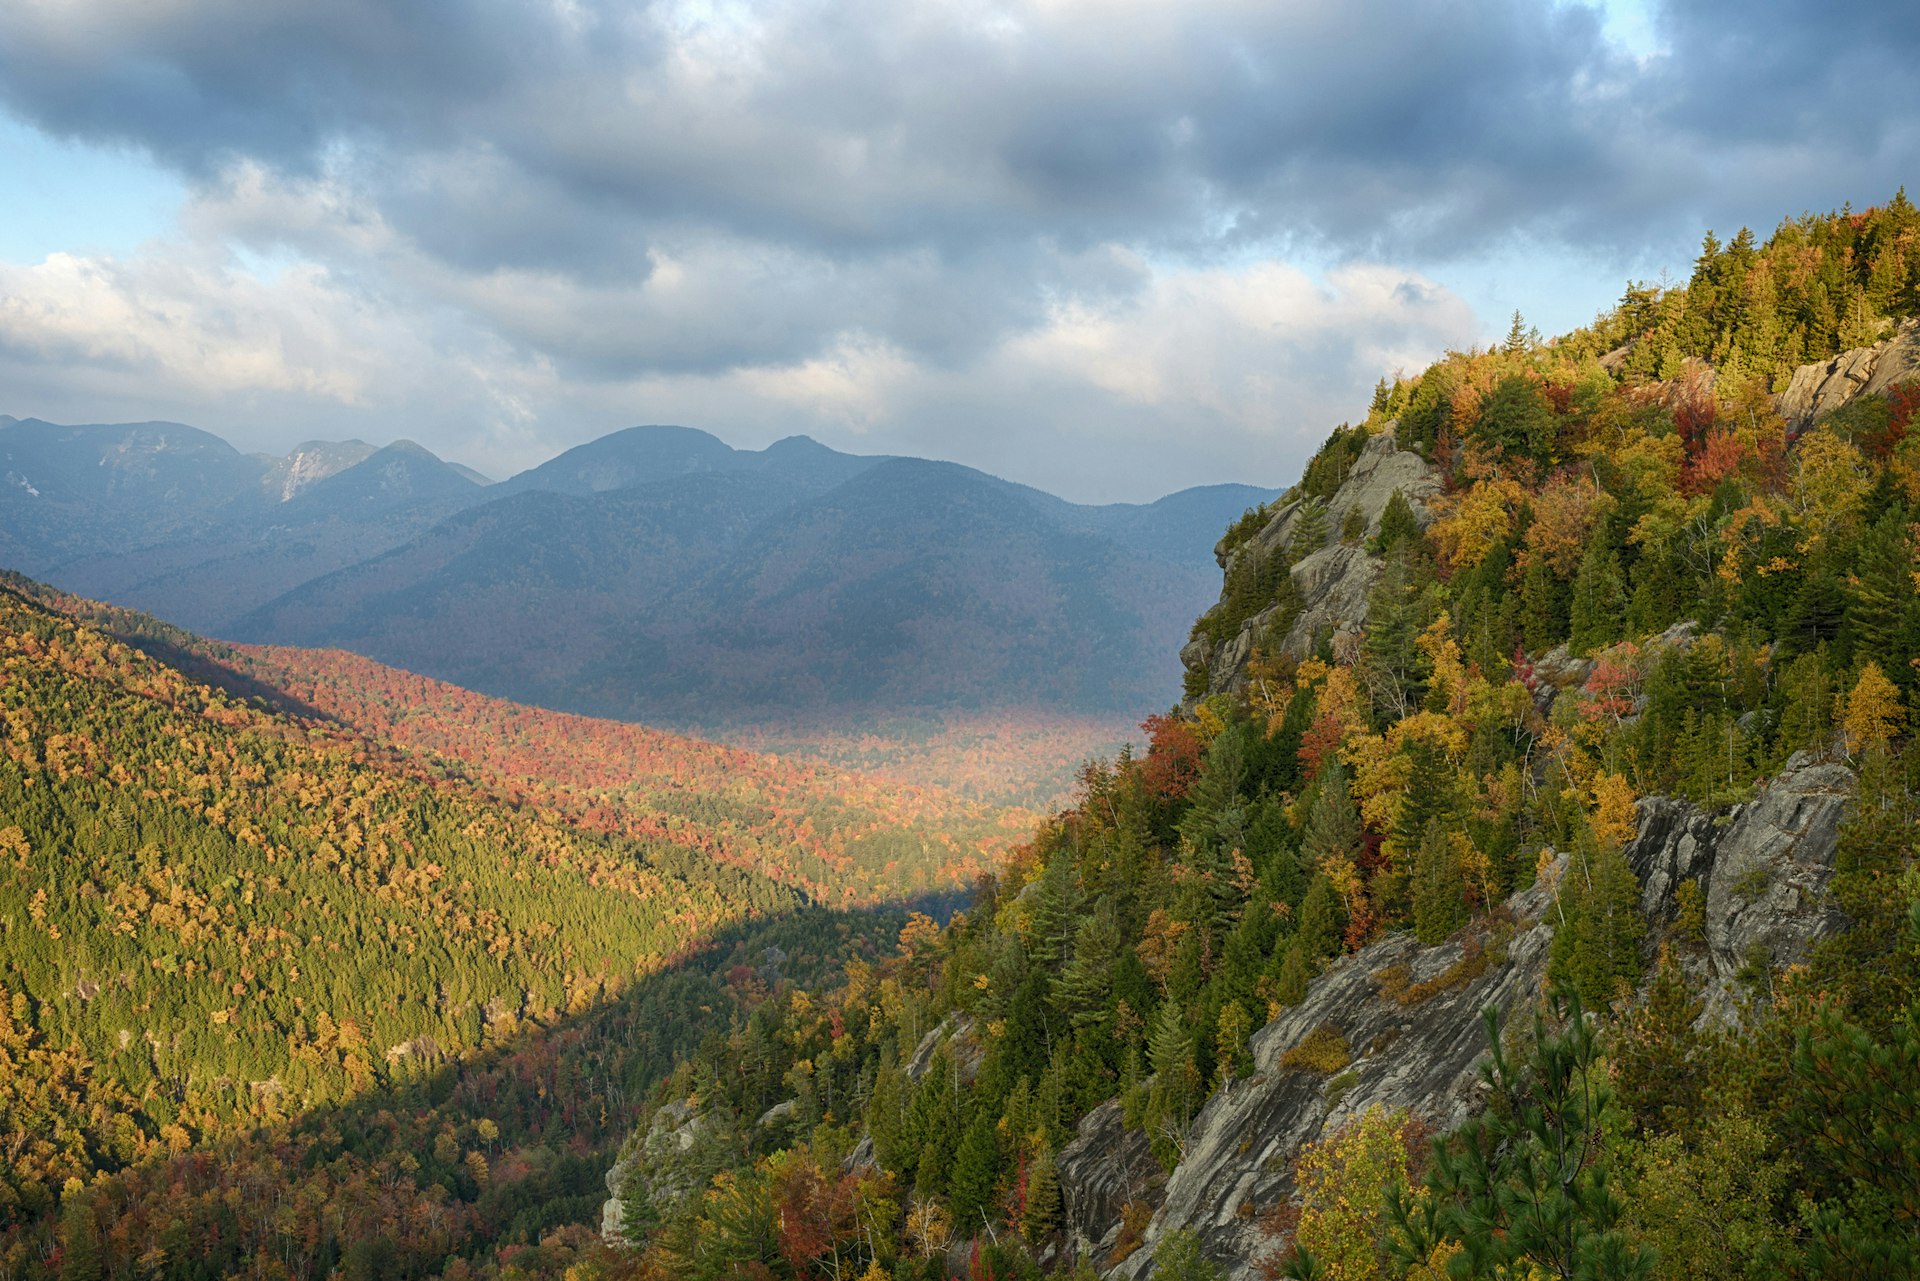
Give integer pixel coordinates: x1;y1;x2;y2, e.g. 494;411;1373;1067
1272;942;1310;1008
1411;820;1468;945
947;1112;1001;1232
1846;508;1920;692
1025;857;1084;973
1368;488;1423;556
1289;498;1331;562
1519;551;1567;654
1058;903;1122;1033
1550;836;1646;1008
1365;543;1428;719
58;1193;102;1281
1021;1146;1061;1244
1388;992;1653;1281
1611;949;1707;1133
1295;874;1345;967
1568;537;1627;657
1300;756;1361;879
1146;1000;1199;1168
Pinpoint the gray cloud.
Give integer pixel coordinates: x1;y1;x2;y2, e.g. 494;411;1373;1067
0;0;1915;499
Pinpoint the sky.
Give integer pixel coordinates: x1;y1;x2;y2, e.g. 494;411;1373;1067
0;0;1914;503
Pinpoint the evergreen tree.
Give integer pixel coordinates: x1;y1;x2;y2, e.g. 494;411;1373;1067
1295;874;1345;968
1289;498;1331;562
1388;992;1653;1281
1411;820;1468;945
1299;756;1361;879
1025;857;1084;973
1477;374;1557;464
1365;543;1429;719
947;1112;1002;1232
1058;903;1123;1034
1568;537;1627;657
1368;488;1423;556
1520;551;1568;654
1549;837;1647;1008
58;1194;102;1281
1021;1146;1062;1244
1845;507;1920;692
1146;999;1199;1167
1272;942;1311;1007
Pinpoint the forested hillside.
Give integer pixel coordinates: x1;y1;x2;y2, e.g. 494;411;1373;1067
230;643;1028;905
575;196;1920;1281
0;577;922;1277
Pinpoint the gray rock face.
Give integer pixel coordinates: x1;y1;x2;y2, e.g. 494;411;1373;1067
1108;884;1557;1281
906;1012;984;1084
1775;318;1920;430
1102;751;1855;1279
1185;427;1441;704
601;1098;718;1245
1624;750;1853;1024
1057;1100;1167;1261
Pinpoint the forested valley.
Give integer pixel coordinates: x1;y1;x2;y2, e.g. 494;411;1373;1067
3;196;1919;1281
572;196;1920;1281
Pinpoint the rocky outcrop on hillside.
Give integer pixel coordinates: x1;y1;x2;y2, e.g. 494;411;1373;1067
1087;751;1854;1280
1181;426;1441;703
1776;317;1920;429
1625;749;1852;1026
1057;1101;1167;1261
1102;883;1559;1280
602;1098;730;1245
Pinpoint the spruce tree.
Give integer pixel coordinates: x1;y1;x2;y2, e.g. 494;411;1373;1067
1368;488;1423;556
1411;820;1468;945
1295;874;1345;967
1021;1146;1062;1244
947;1112;1002;1232
1550;836;1647;1008
1299;756;1361;877
1568;537;1627;656
1366;543;1428;719
1272;942;1310;1007
1058;903;1122;1033
1846;507;1920;692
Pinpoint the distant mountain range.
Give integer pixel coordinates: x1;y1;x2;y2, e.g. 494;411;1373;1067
0;415;1276;723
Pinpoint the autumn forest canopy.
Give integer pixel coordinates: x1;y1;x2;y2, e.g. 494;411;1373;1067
0;194;1918;1281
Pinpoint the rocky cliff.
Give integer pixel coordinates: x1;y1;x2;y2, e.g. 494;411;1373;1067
1072;751;1853;1279
1775;316;1920;429
1181;426;1441;704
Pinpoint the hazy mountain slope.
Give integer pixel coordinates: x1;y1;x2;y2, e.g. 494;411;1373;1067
225;640;1028;903
47;438;493;633
232;471;802;702
235;456;1242;724
491;425;880;499
619;457;1203;716
0;418;268;569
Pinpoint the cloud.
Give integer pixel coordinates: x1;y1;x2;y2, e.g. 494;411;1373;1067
0;0;1915;498
0;231;1476;501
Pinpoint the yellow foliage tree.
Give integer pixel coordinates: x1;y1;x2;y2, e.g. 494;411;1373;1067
1282;1105;1429;1281
1427;479;1522;574
1841;661;1905;754
1790;426;1870;546
1588;773;1639;851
